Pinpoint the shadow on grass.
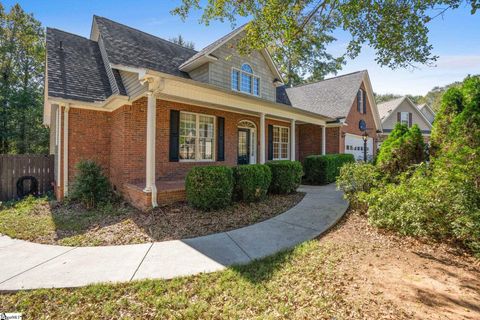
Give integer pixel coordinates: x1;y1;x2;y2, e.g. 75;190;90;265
229;247;297;283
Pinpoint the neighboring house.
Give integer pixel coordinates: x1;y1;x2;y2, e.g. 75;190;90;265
377;96;434;144
417;103;436;124
43;16;382;210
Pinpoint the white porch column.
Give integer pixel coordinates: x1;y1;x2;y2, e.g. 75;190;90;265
144;91;158;207
291;119;296;161
322;125;326;155
260;113;266;164
63;104;70;196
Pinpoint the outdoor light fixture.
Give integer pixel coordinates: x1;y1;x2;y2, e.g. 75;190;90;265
362;130;369;162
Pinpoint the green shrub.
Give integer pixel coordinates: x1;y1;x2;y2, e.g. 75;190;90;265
185;166;234;211
376;123;426;179
336;162;380;209
266;160;303;194
233;164;272;202
70;160;112;209
303;154;355;185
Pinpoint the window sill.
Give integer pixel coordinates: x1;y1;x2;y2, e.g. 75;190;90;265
179;159;215;163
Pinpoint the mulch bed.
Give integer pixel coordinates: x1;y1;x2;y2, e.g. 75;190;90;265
1;192;305;246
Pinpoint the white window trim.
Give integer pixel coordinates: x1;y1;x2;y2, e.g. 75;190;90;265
231;66;261;97
179;111;216;163
358;89;365;114
273;125;290;160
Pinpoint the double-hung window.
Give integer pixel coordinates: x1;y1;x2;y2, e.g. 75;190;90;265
231;63;260;96
179;112;215;161
400;112;409;126
273;126;289;160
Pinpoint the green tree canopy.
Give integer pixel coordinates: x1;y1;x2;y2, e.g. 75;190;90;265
0;3;47;154
172;0;479;85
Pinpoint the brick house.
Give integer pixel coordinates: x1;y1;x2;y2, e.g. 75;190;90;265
43;16;382;210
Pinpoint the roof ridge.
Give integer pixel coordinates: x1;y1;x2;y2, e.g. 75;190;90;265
93;15;198;53
287;70;366;90
47;27;96;42
377;96;406;106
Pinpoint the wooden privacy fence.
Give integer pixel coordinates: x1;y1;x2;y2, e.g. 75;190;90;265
0;154;55;201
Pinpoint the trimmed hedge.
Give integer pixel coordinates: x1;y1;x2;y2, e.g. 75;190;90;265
70;160;112;209
233;164;272;202
185;166;234;211
303;154;355;185
266;160;303;194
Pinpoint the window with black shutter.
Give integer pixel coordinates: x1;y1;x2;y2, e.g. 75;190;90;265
169;110;180;162
217;117;225;161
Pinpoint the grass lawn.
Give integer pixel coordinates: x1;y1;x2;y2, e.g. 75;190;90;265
1;212;478;319
0;193;304;246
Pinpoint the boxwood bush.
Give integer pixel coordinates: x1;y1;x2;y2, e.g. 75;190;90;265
185;166;234;211
266;160;303;194
70;160;112;209
303;154;354;185
233;164;272;202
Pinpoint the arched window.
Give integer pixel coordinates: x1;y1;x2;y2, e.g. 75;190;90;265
231;63;260;96
241;63;253;73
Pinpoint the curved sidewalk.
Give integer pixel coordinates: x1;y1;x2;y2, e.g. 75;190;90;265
0;184;348;291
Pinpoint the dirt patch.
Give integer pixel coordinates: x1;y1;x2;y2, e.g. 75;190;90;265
319;210;480;319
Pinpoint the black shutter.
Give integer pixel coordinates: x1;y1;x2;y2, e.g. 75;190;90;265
357;91;361;112
217;117;225;161
169;110;180;162
363;90;367;114
268;124;274;161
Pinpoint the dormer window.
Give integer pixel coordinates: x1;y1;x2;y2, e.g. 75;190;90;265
231;63;260;96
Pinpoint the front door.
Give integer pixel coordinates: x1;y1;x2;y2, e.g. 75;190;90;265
237;128;250;165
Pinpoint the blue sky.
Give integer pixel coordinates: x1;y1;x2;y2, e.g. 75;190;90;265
4;0;480;95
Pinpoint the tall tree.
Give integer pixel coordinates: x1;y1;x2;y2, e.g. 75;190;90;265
172;1;479;84
169;34;195;49
0;3;47;154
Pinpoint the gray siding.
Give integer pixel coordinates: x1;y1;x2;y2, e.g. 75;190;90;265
206;34;277;102
98;36;119;95
119;70;147;98
189;63;210;83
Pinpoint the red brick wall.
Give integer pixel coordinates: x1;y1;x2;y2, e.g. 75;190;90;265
297;124;322;162
342;82;379;153
155;99;260;180
67;108;111;186
326;127;341;154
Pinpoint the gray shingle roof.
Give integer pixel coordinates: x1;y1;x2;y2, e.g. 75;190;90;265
377;97;405;120
284;71;366;119
46;28;113;102
94;16;197;78
180;23;246;68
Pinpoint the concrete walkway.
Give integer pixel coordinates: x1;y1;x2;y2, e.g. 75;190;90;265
0;184;348;291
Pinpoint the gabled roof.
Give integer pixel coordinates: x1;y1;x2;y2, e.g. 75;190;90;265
93;16;197;78
46;28;113;103
417;103;436;116
284;71;366;119
377;96;432;128
179;23;283;82
377;96;404;120
179;24;247;71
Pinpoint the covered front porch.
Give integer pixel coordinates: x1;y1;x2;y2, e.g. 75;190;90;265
127;73;341;210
